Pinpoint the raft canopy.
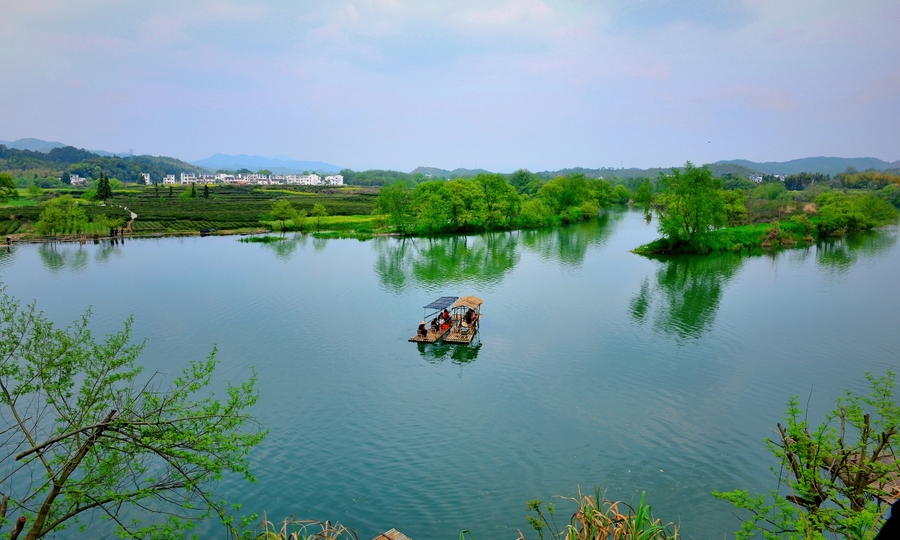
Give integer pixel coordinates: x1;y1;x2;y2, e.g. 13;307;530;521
423;296;459;310
452;295;483;310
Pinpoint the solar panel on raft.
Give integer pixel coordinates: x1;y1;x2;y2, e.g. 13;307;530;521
422;296;459;310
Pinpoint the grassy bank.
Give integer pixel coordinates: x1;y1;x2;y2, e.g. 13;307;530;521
633;218;817;255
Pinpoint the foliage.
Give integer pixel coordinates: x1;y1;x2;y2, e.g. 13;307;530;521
634;180;655;214
655;162;726;251
721;189;749;226
233;515;357;539
753;181;790;201
311;203;328;229
269;200;297;231
714;370;899;540
880;184;900;208
34;196;88;236
0;288;266;539
522;487;678;540
95;172;112;201
0;173;17;200
375;182;414;233
817;192;899;236
838;170;900;190
784;172;830;191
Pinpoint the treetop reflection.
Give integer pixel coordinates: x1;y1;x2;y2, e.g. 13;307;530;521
373;214;621;293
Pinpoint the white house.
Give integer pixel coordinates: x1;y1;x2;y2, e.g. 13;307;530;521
180;173;196;184
325;174;344;186
141;173;151;185
163;175;176;184
69;174;85;186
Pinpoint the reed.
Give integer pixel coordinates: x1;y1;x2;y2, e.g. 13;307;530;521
239;514;357;540
520;487;678;540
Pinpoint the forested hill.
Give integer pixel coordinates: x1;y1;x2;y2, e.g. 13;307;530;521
0;145;208;182
535;163;761;179
716;157;900;176
410;166;493;178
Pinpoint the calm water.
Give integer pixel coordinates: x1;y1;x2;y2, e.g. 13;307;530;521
1;211;898;539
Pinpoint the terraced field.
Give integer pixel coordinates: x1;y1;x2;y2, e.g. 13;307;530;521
1;185;379;236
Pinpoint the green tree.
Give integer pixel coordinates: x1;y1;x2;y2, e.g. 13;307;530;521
27;184;42;198
190;182;197;198
95;172;112;201
446;179;487;230
271;200;298;231
656;162;726;250
714;370;899;540
203;183;209;199
476;173;520;230
311;203;328;229
634;179;655;214
721;189;748;227
0;173;18;201
0;289;265;539
412;181;452;233
35;196;87;236
60;171;71;185
257;169;272;176
375;182;414;234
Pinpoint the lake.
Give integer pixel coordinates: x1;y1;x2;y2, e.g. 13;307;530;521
1;210;898;539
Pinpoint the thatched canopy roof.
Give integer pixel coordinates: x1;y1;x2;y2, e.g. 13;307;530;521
453;295;483;310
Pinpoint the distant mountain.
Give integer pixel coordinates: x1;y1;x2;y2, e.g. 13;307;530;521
3;138;67;152
411;166;493;178
191;154;342;174
716;157;897;176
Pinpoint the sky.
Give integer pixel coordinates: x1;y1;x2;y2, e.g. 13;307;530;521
1;0;898;172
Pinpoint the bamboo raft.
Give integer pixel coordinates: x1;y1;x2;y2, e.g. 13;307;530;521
373;529;411;540
408;295;483;345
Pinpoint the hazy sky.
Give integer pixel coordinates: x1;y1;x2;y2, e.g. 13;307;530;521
1;0;898;171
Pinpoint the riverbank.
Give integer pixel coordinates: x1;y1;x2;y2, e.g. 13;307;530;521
633;219;818;255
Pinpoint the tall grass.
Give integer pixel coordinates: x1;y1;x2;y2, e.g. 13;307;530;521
234;515;357;540
521;487;678;540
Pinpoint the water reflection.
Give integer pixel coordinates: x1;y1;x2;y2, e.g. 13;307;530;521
0;246;14;270
265;234;305;261
374;214;623;292
519;212;621;268
630;254;743;340
38;244;89;273
815;230;897;274
416;341;481;366
374;234;520;293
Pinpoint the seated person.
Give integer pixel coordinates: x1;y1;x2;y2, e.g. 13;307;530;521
465;308;476;325
417;321;428;337
442;308;451;321
431;317;440;331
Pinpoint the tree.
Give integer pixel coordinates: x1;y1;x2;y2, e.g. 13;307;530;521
634;179;655;216
203;184;209;199
95;172;112;201
60;172;71;185
714;370;899;540
311;203;328;229
656;162;726;250
375;183;413;234
271;200;297;231
34;196;87;236
0;289;265;539
257;169;272;177
190;182;197;198
0;173;17;201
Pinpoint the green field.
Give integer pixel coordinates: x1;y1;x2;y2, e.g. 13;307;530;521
2;185;379;237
